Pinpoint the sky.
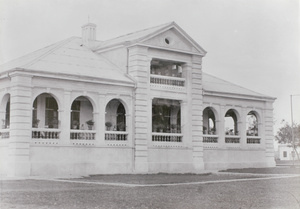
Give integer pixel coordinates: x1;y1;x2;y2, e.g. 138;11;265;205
0;0;299;133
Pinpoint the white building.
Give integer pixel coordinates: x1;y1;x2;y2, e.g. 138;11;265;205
0;22;276;177
277;144;299;161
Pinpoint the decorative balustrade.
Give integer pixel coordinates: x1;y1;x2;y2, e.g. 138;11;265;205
247;137;261;144
0;129;9;139
105;131;128;141
70;130;96;140
32;128;60;139
152;133;183;142
150;75;185;87
225;136;240;143
203;135;218;143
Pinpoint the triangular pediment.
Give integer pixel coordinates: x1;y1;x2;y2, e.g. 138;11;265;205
138;23;206;55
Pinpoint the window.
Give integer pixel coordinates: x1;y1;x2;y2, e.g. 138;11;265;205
152;98;181;133
283;151;287;158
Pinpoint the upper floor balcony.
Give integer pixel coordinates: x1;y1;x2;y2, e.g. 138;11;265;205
150;59;185;91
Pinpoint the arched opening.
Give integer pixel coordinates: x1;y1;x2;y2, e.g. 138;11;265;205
70;96;94;130
246;111;259;136
1;95;10;129
32;93;59;129
105;99;126;131
203;107;216;135
116;103;126;131
225;109;239;136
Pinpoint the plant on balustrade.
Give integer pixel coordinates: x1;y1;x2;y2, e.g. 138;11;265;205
105;122;112;131
117;122;125;131
86;119;94;130
32;119;40;128
203;126;207;134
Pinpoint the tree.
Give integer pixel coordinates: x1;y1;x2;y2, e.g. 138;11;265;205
275;120;300;160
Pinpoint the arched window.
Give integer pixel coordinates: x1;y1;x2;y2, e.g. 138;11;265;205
203;107;216;135
70;96;94;130
1;95;10;129
32;93;59;129
105;99;126;131
246;111;258;136
225;109;239;136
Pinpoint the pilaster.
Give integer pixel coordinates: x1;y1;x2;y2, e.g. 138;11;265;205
128;45;149;173
264;101;276;166
191;55;204;171
7;74;32;177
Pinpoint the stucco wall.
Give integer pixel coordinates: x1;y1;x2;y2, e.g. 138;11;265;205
30;145;133;176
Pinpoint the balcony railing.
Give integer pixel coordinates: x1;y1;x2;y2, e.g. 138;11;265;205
0;129;9;139
203;135;218;143
247;137;261;144
225;136;240;143
105;131;128;141
70;130;96;140
152;132;183;142
150;74;185;87
32;128;60;139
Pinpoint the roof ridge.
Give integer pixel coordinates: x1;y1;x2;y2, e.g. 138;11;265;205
22;37;77;68
103;22;173;43
202;71;268;97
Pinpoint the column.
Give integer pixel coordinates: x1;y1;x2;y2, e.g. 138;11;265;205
7;74;32;177
219;105;226;148
60;91;71;144
97;94;105;145
240;106;247;148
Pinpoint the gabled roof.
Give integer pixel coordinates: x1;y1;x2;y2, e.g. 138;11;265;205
0;37;134;86
95;22;207;55
202;72;276;100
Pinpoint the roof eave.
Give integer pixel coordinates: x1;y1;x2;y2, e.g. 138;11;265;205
203;89;276;102
2;68;135;88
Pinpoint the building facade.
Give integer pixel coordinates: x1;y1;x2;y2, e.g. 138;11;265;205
0;22;276;177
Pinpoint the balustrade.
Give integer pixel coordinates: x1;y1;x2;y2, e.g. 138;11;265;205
105;131;128;141
152;133;182;142
70;130;96;140
150;75;185;87
203;135;218;143
32;128;60;139
225;136;240;143
247;137;261;144
0;129;9;139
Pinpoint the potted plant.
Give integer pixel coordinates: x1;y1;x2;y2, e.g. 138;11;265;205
72;120;79;129
117;122;126;131
171;124;177;133
2;119;5;129
203;126;207;134
211;128;216;135
86;119;94;130
157;124;164;133
105;122;112;131
33;118;40;128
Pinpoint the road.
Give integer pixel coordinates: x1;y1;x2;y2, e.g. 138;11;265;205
1;172;300;209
